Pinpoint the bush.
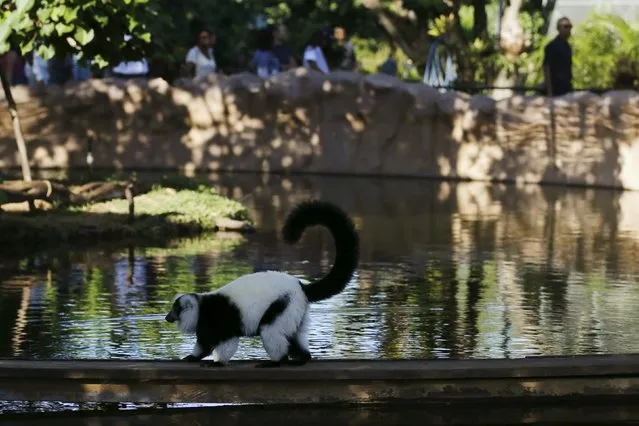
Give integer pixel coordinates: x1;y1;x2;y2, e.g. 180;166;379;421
572;13;639;90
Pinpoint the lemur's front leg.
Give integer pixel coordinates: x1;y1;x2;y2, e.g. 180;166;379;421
182;340;210;362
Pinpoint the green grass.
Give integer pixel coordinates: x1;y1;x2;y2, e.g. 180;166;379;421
78;185;251;229
0;185;253;251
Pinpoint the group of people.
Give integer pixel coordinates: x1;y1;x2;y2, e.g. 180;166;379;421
0;45;92;87
0;23;363;88
182;24;360;80
1;16;575;96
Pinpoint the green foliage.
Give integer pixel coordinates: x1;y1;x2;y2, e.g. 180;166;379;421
133;0;385;79
0;0;154;68
5;0;634;91
0;0;35;52
0;0;510;86
572;12;639;89
422;2;551;88
351;36;420;79
572;22;620;88
496;8;549;87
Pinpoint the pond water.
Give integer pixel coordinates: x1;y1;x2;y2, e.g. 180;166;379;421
2;173;639;361
4;402;639;426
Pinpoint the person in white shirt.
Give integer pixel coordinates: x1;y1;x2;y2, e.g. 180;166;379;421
112;59;149;78
303;30;329;74
185;29;217;79
111;34;150;79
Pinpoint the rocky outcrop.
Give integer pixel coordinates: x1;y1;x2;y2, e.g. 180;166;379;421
1;68;639;189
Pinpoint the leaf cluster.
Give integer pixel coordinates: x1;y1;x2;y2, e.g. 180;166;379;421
0;0;154;68
572;12;639;89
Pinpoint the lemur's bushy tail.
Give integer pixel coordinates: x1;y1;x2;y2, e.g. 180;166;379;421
282;200;359;303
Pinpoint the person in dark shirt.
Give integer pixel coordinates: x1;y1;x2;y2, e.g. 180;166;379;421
333;26;358;71
543;17;573;97
271;24;297;72
379;46;398;77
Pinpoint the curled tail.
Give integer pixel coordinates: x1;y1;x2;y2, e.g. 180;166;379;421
282;200;359;303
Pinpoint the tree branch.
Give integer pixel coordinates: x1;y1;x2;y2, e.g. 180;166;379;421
359;0;430;62
0;180;151;208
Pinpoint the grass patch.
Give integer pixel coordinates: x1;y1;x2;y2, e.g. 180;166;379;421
78;185;251;229
0;185;254;252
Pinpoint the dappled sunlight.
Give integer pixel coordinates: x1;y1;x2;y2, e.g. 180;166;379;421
1;70;638;189
345;112;365;133
454;182;503;220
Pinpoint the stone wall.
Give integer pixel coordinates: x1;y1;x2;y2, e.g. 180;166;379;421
1;68;639;189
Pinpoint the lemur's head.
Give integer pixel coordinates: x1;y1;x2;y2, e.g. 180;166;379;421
165;293;199;334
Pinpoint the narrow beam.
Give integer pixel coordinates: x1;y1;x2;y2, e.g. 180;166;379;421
1;354;639;405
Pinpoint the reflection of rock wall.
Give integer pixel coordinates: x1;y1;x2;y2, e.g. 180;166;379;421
205;173;639;278
1;69;639;189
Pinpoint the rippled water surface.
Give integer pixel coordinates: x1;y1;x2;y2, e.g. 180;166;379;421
2;173;639;361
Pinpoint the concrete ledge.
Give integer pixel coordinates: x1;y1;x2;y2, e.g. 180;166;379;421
1;355;639;405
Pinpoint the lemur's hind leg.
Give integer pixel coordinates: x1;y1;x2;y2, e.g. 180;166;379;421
288;311;311;365
256;297;309;368
258;325;290;367
256;311;312;367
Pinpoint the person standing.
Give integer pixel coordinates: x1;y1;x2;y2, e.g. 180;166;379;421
379;46;398;77
271;24;297;72
333;26;358;72
184;28;218;79
250;28;280;78
543;17;573;97
110;35;150;80
303;30;330;74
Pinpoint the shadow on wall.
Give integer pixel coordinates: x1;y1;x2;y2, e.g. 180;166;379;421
0;69;638;189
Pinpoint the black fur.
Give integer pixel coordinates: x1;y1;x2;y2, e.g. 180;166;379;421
191;293;243;360
287;336;312;364
259;294;290;330
282;200;359;303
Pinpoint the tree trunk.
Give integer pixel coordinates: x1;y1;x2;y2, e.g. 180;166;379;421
471;0;489;41
492;0;525;99
499;0;524;61
0;70;31;182
0;67;34;211
0;180;149;208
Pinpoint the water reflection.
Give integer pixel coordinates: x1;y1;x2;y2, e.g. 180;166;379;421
3;402;639;425
1;174;639;361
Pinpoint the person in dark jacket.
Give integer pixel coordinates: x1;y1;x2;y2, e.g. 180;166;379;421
543;17;573;97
